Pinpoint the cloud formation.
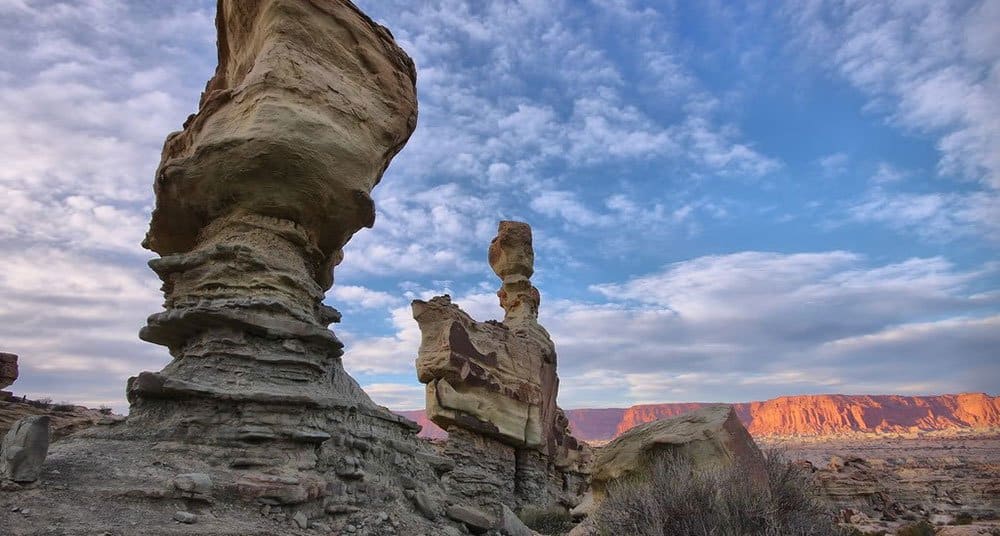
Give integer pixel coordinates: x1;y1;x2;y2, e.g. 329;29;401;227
0;0;995;412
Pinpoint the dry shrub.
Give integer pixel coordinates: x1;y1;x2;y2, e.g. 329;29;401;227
518;506;575;534
894;521;934;536
594;449;849;536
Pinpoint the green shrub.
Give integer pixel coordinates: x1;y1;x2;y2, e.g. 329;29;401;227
518;506;574;534
895;521;934;536
594;449;849;536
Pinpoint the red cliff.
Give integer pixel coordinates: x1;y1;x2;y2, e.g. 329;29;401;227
396;393;1000;442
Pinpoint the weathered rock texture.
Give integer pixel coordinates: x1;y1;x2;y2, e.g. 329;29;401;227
129;0;417;444
0;353;17;390
0;3;519;534
0;416;49;483
784;437;1000;533
587;405;765;508
412;221;590;510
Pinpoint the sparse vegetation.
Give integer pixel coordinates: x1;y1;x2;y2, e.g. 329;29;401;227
519;505;575;534
594;449;850;536
894;521;933;536
953;512;974;525
52;401;76;412
26;397;52;409
98;405;113;416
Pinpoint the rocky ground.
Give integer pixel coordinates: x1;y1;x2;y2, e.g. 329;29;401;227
770;435;1000;535
0;395;121;440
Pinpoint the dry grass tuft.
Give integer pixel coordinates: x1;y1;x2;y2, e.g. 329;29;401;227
594;449;850;536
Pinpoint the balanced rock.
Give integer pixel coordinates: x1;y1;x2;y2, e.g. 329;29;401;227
0;353;17;390
412;221;590;508
1;415;50;482
588;405;765;508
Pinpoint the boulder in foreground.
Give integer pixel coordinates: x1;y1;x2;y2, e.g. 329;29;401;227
1;415;50;483
588;404;765;507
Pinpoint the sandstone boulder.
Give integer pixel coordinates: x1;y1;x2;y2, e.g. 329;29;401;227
0;415;50;482
588;405;765;508
0;352;17;390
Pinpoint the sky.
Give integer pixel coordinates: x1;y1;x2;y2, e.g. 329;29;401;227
0;0;997;413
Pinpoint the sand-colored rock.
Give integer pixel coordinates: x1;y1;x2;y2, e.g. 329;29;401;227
0;353;17;390
0;3;495;534
127;0;418;445
413;222;584;463
589;405;765;507
412;221;590;509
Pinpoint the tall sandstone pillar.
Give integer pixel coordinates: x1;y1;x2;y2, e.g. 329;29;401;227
412;221;591;509
127;0;418;454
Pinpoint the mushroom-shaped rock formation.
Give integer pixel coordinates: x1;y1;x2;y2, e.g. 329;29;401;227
126;0;418;445
412;221;591;508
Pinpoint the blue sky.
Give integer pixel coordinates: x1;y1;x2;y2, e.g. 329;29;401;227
0;0;997;412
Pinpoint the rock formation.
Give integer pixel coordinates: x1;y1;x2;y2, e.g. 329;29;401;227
128;0;417;446
0;416;50;483
412;221;591;510
586;405;765;511
0;353;17;391
0;3;520;534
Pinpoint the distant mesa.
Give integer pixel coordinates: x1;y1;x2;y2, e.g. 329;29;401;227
398;392;1000;442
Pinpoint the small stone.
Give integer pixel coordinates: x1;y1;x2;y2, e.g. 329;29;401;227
498;505;533;536
21;508;30;515
292;511;308;529
174;473;212;495
345;525;357;533
407;491;439;521
325;503;360;515
446;505;495;534
173;511;197;524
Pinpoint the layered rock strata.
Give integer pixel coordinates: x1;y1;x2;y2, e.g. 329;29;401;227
0;3;509;534
128;0;417;446
0;353;17;391
412;221;591;510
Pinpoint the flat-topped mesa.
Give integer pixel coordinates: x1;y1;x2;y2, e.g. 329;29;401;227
128;0;417;443
412;221;590;507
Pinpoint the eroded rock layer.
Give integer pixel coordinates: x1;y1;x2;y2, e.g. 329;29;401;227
1;3;512;534
127;0;417;446
0;353;17;391
413;221;590;509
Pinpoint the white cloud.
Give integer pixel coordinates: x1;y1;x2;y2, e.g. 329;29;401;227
817;152;849;177
788;0;1000;188
329;285;401;310
362;383;426;410
845;188;1000;241
340;251;999;406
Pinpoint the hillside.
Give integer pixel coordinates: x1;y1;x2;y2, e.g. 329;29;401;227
398;392;1000;442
